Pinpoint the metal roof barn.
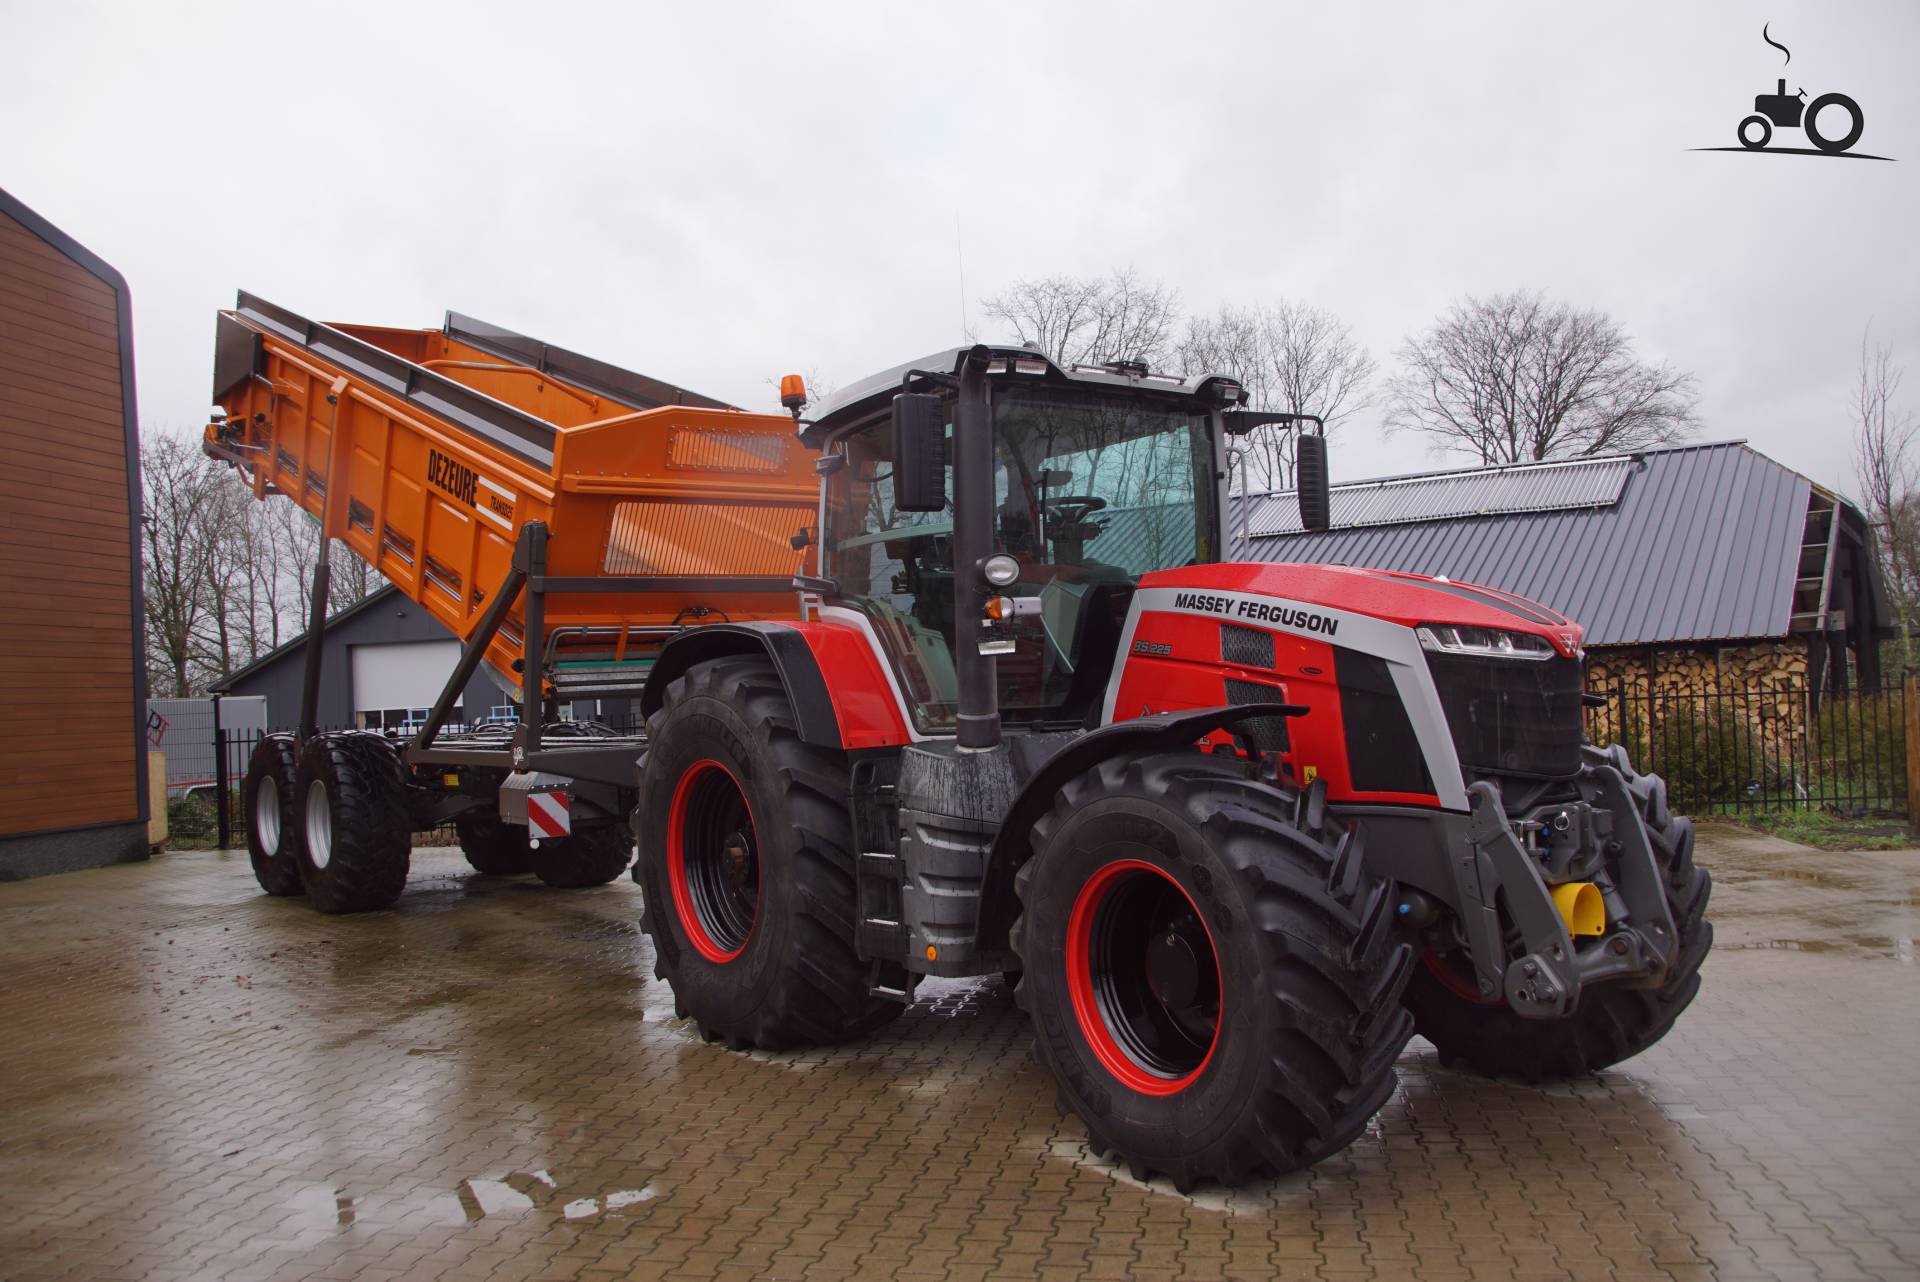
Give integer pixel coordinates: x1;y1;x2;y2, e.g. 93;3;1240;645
1233;441;1886;653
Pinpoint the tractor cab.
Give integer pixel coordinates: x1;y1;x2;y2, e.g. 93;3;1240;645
802;345;1292;738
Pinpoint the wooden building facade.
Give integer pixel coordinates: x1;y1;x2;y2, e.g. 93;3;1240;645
0;186;148;879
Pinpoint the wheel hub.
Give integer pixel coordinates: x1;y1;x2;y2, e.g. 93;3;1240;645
1145;927;1202;1008
304;779;333;870
256;775;281;855
722;830;753;892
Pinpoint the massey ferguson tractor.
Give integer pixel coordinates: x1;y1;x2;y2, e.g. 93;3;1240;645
207;296;1711;1189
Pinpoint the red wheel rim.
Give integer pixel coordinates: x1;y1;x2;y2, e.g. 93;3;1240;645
1065;859;1222;1096
666;759;758;964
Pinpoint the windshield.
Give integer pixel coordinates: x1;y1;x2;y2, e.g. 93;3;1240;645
827;385;1216;732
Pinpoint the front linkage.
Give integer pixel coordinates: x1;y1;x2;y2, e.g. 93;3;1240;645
1409;745;1689;1019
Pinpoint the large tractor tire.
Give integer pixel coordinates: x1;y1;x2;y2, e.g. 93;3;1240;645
1012;754;1415;1190
635;656;901;1049
293;733;413;914
455;812;535;876
1403;754;1712;1081
242;734;304;897
532;826;633;888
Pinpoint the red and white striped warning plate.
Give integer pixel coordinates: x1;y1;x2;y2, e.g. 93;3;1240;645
527;790;571;838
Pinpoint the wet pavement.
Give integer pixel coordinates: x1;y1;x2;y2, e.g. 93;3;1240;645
0;825;1916;1282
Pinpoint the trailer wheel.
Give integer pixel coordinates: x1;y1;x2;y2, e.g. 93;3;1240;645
454;813;535;876
532;826;632;888
243;734;304;897
1403;769;1713;1081
635;656;901;1049
293;733;412;914
1012;754;1415;1190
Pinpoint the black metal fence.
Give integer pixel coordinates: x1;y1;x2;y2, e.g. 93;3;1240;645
210;725;388;850
1583;680;1906;816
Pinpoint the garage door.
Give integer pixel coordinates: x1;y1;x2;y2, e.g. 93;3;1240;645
350;640;461;714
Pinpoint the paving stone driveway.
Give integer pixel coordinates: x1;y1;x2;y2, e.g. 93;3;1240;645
1;826;1916;1282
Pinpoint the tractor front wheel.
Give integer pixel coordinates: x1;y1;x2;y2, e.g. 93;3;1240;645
635;656;900;1049
1012;754;1415;1190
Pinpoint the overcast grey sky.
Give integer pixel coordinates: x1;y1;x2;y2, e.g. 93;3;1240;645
3;1;1914;497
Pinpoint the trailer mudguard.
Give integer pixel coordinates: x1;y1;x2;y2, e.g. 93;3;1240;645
972;702;1304;955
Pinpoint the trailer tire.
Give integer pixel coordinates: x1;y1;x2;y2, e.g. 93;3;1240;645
533;826;632;888
243;734;304;897
635;656;900;1050
455;813;535;876
1011;754;1415;1190
1404;769;1712;1081
293;733;412;914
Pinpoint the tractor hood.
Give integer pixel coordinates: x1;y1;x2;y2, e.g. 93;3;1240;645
1141;562;1584;658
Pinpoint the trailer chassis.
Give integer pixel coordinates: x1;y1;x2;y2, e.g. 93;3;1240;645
289;518;794;838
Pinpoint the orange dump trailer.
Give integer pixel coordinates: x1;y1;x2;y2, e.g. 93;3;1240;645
205;292;821;909
205;292;816;706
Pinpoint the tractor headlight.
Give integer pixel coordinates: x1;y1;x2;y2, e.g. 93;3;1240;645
980;554;1021;587
1417;624;1555;661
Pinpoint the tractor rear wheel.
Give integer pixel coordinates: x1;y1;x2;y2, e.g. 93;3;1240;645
1804;92;1863;154
532;826;632;888
1012;754;1415;1190
293;733;412;914
243;734;304;897
455;812;534;876
635;656;900;1049
1403;759;1713;1080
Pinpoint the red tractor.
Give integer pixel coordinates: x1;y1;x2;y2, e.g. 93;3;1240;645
633;346;1710;1188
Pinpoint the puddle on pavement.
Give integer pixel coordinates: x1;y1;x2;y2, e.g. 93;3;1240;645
563;1187;658;1219
282;1170;661;1235
1719;934;1915;961
1756;864;1865;890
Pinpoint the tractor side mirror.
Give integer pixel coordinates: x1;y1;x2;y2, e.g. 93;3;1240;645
892;393;947;512
1295;433;1330;533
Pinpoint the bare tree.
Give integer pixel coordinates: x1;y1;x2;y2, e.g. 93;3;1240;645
980;268;1180;368
1387;291;1699;465
1178;301;1375;492
140;436;238;696
1264;301;1375;429
1853;337;1920;664
1178;306;1269;404
141;433;383;696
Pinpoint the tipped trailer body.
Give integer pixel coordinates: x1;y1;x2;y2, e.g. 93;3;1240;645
207;292;814;702
206;293;818;900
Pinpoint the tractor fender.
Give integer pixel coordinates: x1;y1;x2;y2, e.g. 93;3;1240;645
973;702;1305;955
640;623;844;748
640;619;915;751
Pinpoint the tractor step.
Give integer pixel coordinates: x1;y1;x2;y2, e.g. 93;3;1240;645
856;850;908;957
866;959;916;1004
